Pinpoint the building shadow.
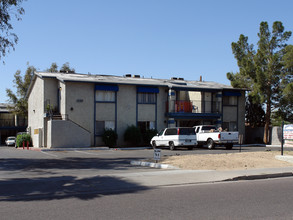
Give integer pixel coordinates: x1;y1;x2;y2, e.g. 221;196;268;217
0;175;150;201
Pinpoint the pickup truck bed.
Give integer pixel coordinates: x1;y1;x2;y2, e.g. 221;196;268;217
194;125;239;150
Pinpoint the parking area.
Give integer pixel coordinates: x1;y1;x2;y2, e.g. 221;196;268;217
0;144;288;162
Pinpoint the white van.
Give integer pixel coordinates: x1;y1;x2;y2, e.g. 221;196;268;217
150;127;197;150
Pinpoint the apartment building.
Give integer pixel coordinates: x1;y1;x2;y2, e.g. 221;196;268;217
27;72;245;148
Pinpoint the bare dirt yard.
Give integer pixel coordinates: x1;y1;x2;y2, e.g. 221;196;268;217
158;151;293;170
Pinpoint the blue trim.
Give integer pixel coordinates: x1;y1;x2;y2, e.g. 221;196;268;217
223;91;241;96
168;119;175;124
95;84;119;91
137;86;159;93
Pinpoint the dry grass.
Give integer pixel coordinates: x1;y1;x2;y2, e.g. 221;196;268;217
159;151;293;170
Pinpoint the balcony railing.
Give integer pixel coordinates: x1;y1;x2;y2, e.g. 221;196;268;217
166;100;222;114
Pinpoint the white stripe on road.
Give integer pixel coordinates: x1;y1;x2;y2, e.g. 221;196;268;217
74;150;102;155
41;151;59;157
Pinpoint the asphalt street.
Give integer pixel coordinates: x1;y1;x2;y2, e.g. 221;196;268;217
0;145;293;219
1;176;293;220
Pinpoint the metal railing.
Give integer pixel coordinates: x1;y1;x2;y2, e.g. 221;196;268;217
166;100;222;114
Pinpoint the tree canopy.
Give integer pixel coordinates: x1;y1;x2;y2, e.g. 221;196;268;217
6;64;35;116
0;0;25;61
6;62;75;116
227;21;292;143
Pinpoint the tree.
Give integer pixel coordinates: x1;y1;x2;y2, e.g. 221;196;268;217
245;95;265;127
273;44;293;123
46;62;58;72
0;0;25;61
47;62;75;73
6;64;35;116
227;21;292;144
6;62;76;117
60;62;75;73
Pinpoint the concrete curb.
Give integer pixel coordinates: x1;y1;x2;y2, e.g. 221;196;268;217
130;160;178;169
225;172;293;181
275;155;293;163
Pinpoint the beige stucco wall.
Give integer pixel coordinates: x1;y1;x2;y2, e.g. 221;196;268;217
156;87;168;131
138;104;155;121
47;120;91;148
28;76;45;148
59;82;66;115
64;82;95;145
116;85;136;145
223;106;237;122
96;103;115;120
44;78;58;109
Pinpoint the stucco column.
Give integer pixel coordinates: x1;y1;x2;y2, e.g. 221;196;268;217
168;88;176;127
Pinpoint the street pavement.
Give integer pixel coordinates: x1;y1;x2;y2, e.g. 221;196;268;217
1;145;293;201
12;146;293;186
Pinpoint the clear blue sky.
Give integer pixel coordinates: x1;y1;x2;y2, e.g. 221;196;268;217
1;0;293;103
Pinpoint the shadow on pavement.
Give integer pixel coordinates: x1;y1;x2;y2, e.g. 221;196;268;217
0;157;145;171
0;175;150;201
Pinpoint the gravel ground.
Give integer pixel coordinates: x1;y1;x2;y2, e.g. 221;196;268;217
158;151;293;170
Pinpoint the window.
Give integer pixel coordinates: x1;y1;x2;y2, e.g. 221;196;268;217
222;122;237;131
96;91;115;102
138;121;155;133
138;93;156;104
165;128;177;135
223;96;237;105
178;128;196;135
95;120;115;135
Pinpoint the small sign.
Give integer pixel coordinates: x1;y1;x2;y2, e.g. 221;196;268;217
284;124;293;147
154;149;161;161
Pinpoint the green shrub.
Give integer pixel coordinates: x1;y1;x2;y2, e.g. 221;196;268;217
16;133;31;148
102;129;118;148
124;125;142;146
142;129;158;145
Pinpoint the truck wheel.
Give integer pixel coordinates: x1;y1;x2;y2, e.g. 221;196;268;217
169;142;175;151
152;141;156;149
226;144;233;150
207;139;215;149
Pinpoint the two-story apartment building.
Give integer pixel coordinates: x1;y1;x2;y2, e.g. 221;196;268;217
27;72;245;148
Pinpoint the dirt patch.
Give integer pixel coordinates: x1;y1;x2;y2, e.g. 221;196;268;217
158;151;293;170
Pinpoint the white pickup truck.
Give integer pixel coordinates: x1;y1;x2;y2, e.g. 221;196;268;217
150;127;197;150
194;125;239;150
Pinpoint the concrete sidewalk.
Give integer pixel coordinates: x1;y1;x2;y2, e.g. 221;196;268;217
114;166;293;187
126;155;293;187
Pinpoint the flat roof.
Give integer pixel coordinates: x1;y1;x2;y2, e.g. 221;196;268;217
34;72;246;91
